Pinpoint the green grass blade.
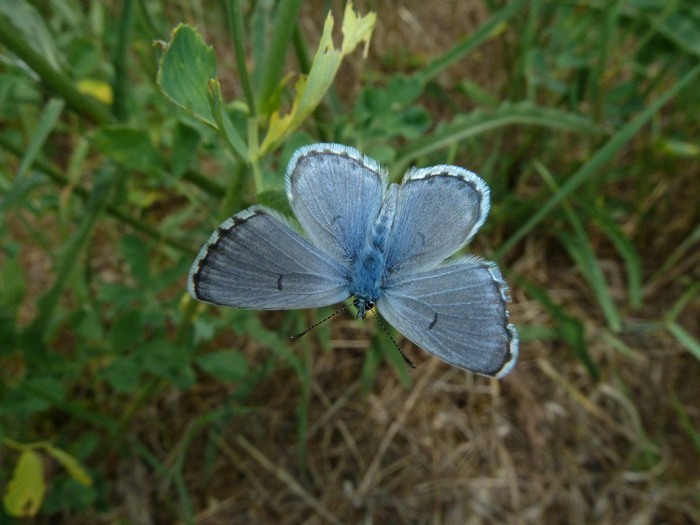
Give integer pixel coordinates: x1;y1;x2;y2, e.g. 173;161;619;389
224;0;257;116
393;102;601;172
592;203;643;310
111;0;135;120
557;231;622;332
256;0;302;113
17;98;65;178
666;322;700;361
536;161;621;331
671;393;700;454
650;222;700;288
516;275;599;380
208;79;250;163
665;281;700;322
496;64;700;258
414;0;527;86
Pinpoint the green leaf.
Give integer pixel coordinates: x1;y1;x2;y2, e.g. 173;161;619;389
43;445;93;487
140;341;195;389
157;24;218;126
109;310;143;354
195;350;249;383
259;2;376;155
93;127;165;173
3;450;45;517
171;121;201;177
100;356;142;393
207;78;249;161
121;235;150;286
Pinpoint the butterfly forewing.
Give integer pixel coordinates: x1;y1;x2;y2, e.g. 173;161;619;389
188;143;519;378
188;206;350;309
377;257;518;378
286;144;386;262
383;166;490;273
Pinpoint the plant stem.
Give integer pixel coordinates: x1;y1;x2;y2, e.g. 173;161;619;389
0;14;112;124
225;0;257;117
112;0;136;121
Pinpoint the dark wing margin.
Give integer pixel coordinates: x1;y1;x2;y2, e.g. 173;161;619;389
285;143;387;262
188;206;350;310
377;257;518;378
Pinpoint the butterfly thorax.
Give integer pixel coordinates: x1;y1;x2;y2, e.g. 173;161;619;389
348;187;397;319
349;244;386;319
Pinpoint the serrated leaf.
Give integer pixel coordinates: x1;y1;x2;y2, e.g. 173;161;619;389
259;1;376;155
3;450;45;517
157;24;218;126
43;445;93;487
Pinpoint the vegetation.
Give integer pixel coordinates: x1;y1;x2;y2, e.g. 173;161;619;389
0;0;698;522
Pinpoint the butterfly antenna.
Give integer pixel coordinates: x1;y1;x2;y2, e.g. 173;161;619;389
372;309;416;368
291;304;349;340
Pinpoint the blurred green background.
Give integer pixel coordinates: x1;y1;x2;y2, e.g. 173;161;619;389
1;0;699;523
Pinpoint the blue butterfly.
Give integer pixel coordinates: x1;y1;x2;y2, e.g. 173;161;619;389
188;144;518;377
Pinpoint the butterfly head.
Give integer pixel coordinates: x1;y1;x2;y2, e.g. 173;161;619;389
353;296;374;319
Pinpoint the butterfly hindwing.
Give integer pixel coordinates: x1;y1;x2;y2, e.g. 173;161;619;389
188;143;519;377
286;144;386;262
188;206;350;309
377;257;518;378
383;166;490;273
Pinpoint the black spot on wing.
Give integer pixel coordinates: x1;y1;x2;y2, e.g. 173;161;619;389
428;312;438;330
277;274;284;291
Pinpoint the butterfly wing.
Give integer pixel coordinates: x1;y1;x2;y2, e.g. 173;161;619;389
383;166;490;273
286;143;387;262
188;206;350;309
376;257;518;377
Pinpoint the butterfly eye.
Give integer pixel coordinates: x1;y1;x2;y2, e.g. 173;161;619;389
366;300;374;310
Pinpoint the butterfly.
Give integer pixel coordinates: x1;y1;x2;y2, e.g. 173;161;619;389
188;144;518;377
